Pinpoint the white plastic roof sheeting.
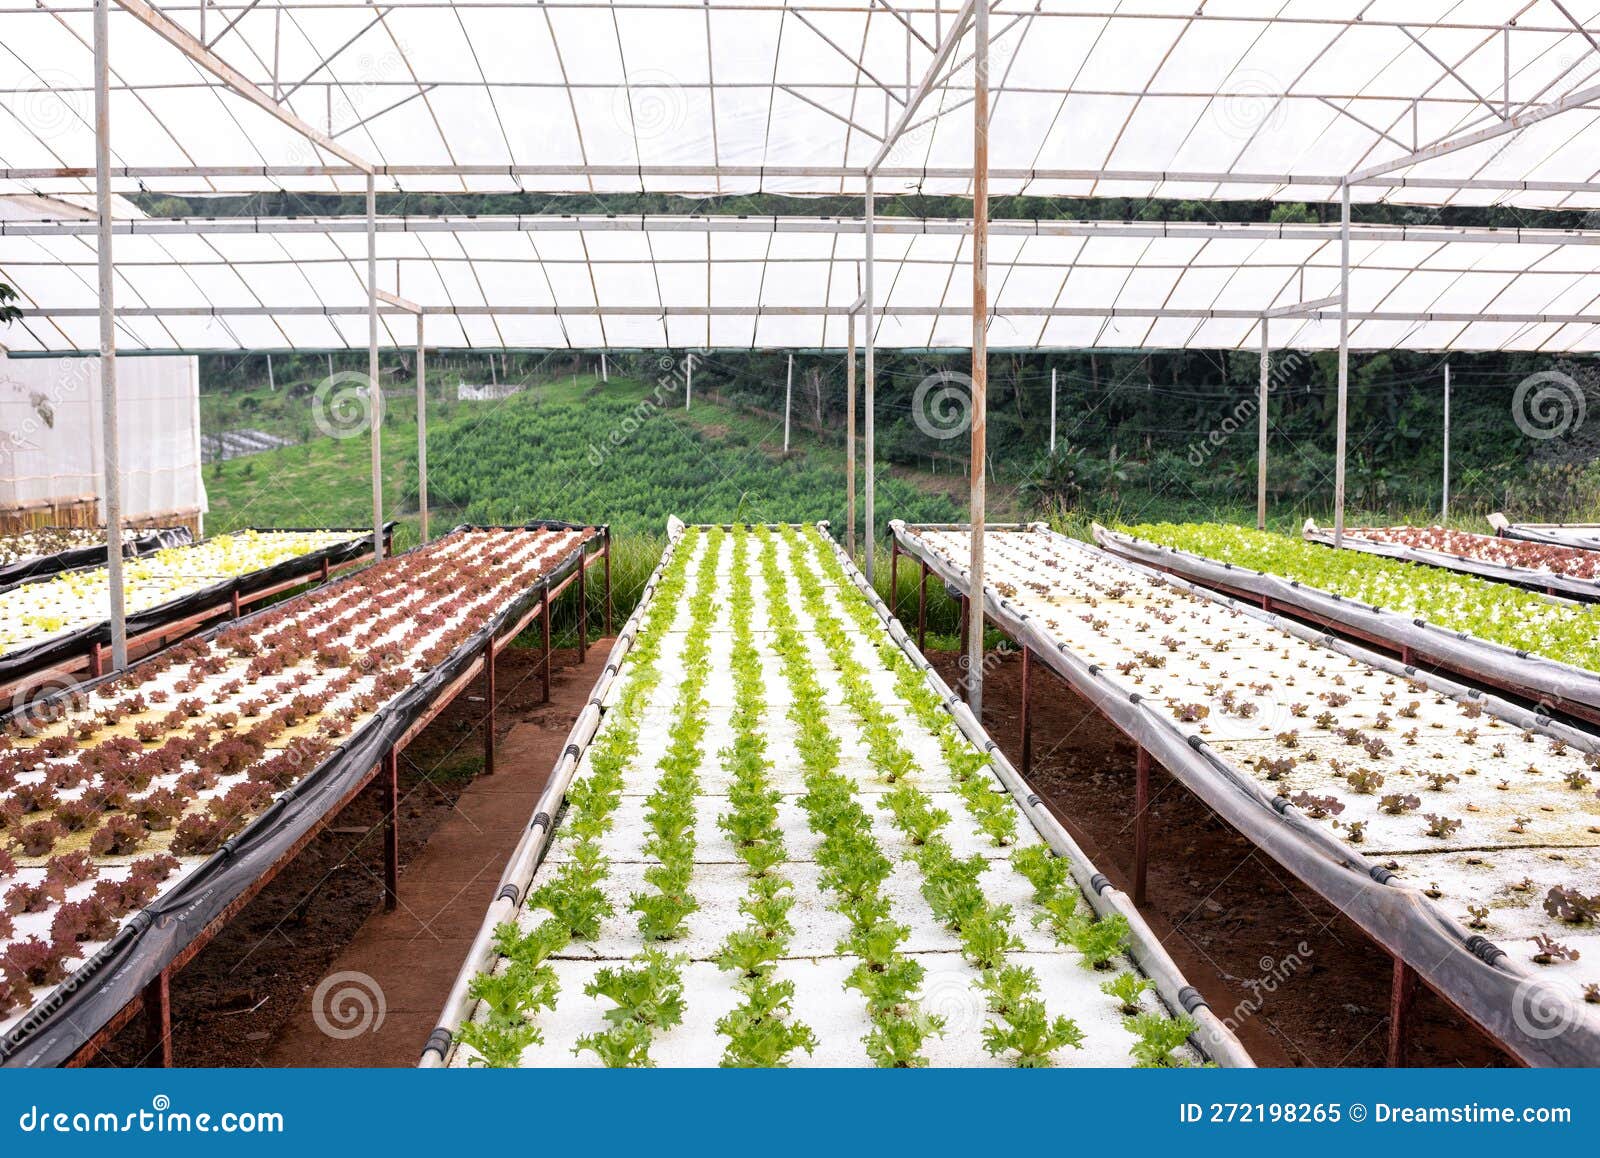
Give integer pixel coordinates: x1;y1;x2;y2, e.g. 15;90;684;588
3;215;1597;352
4;1;1600;206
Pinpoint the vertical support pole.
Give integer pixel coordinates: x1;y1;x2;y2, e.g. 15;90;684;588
483;635;496;776
783;352;793;453
1442;362;1451;526
90;642;104;679
417;314;429;542
1388;956;1417;1067
541;582;552;704
577;549;588;661
266;352;275;391
1134;747;1150;906
1334;180;1351;547
603;529;613;636
95;0;127;672
1257;317;1270;531
917;558;928;650
1020;644;1033;776
367;174;384;562
864;180;877;586
142;969;172;1068
958;594;969;652
846;312;858;559
382;748;399;911
600;351;608;382
1048;366;1057;453
889;539;900;616
230;587;241;619
967;0;989;716
685;351;693;410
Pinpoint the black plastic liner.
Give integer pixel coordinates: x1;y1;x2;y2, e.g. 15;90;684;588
0;527;194;592
895;521;1600;1067
1093;524;1600;725
0;525;395;691
0;523;595;1068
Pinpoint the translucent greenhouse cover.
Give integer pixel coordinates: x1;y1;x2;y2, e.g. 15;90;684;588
2;2;1600;208
2;215;1598;351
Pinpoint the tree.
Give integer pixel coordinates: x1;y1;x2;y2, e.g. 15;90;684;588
0;281;19;327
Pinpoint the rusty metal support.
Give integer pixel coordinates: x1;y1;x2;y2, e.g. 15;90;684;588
1020;644;1033;776
1389;956;1418;1066
230;587;241;619
958;593;969;648
142;969;172;1067
383;748;399;911
89;643;103;679
541;582;552;703
483;634;496;777
917;558;928;650
1134;747;1151;906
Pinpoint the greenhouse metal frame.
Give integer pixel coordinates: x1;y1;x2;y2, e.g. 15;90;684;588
2;1;1600;962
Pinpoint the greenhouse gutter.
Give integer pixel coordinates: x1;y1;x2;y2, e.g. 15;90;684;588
420;520;1253;1070
893;521;1600;1068
0;523;607;1069
1301;520;1600;603
1491;516;1600;554
1092;524;1600;731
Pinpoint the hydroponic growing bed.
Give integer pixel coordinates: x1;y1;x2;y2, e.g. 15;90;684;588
1099;522;1600;730
0;523;605;1068
0;526;193;590
893;523;1600;1067
1303;521;1600;601
1491;516;1600;554
425;523;1249;1070
0;528;385;700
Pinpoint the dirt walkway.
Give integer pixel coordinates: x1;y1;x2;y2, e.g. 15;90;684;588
261;638;616;1067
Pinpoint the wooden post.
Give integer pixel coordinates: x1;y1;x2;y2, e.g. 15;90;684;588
483;635;496;777
383;748;399;910
1134;747;1151;906
1388;956;1417;1067
143;969;172;1067
1020;645;1033;776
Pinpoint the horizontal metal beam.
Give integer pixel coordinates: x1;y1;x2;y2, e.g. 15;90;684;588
3;164;1597;197
9;214;1600;248
23;304;1597;325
